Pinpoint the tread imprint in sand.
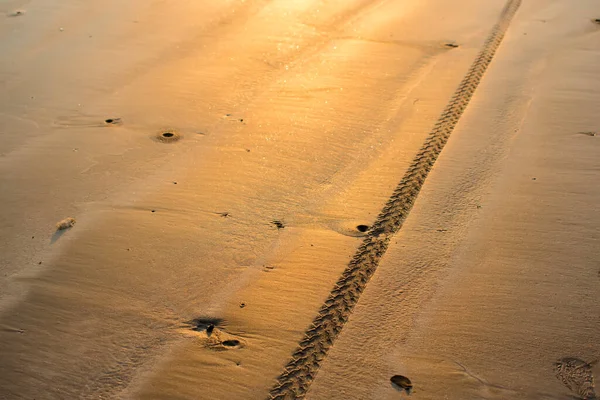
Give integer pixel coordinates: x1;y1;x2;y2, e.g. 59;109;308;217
268;1;522;398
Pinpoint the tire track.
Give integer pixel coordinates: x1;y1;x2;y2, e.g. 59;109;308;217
268;1;522;398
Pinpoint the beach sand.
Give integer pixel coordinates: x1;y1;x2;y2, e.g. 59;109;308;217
1;1;598;399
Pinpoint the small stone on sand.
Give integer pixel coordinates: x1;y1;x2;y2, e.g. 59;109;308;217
56;217;76;231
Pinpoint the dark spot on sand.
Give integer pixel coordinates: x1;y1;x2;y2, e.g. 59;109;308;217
222;340;240;347
163;132;174;138
38;261;42;265
579;131;598;137
356;225;369;233
9;10;25;17
532;177;537;181
445;43;459;48
151;210;156;213
219;212;230;218
246;149;251;152
391;375;413;394
104;118;121;125
239;119;244;122
272;220;285;229
593;19;600;25
173;181;178;184
239;302;246;308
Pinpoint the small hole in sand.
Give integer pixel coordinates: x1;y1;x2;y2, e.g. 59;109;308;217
155;131;181;143
206;324;215;335
356;225;369;233
272;220;285;229
445;43;459;48
593;19;600;25
391;375;412;393
190;317;223;332
222;340;240;347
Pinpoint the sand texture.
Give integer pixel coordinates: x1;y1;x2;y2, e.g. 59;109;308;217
1;0;599;399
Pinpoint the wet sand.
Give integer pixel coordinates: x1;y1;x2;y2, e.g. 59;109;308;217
1;0;599;399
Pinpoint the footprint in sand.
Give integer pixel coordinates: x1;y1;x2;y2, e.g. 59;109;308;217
554;357;597;400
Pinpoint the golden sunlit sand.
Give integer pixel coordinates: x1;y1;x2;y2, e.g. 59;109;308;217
1;1;599;399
